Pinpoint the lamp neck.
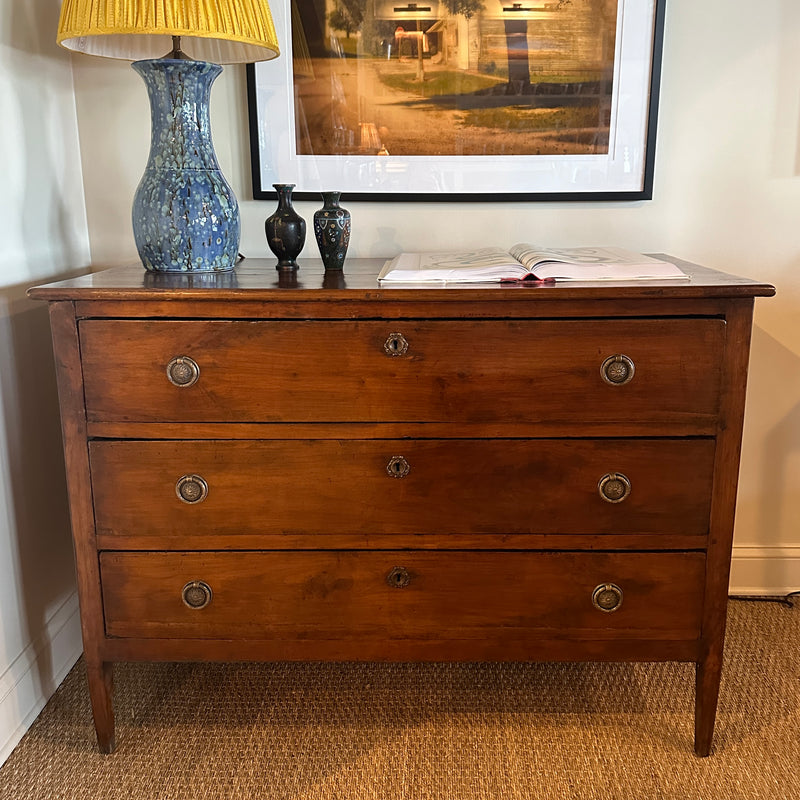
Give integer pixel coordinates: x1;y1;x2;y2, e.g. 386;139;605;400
132;59;223;171
161;35;192;60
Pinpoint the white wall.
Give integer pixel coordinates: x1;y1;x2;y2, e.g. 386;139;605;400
71;0;800;594
0;0;90;764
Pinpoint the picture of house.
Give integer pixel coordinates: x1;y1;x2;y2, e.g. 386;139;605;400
293;0;618;155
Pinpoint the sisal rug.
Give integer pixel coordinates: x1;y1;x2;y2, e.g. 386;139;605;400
1;600;798;800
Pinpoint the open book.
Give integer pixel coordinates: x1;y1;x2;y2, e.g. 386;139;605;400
377;244;688;283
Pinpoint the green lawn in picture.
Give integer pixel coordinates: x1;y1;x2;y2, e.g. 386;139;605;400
458;104;603;132
378;68;606;98
378;69;505;97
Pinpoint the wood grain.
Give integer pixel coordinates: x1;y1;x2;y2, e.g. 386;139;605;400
99;550;706;641
79;318;726;425
26;256;777;302
89;438;716;540
47;302;115;752
100;635;701;664
28;259;773;754
695;298;758;756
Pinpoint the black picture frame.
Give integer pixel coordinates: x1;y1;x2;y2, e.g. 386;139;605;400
247;0;665;202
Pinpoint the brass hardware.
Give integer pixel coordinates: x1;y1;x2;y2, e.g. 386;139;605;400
600;354;635;386
386;455;410;478
386;566;411;588
182;580;213;609
176;474;209;504
598;472;632;503
592;583;623;612
384;332;409;357
166;355;200;387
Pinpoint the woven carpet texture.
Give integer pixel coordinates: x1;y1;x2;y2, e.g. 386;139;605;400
1;600;798;800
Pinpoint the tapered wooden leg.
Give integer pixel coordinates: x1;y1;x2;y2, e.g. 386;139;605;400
694;655;722;757
87;661;115;754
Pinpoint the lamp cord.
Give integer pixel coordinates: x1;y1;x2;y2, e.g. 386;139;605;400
729;591;800;608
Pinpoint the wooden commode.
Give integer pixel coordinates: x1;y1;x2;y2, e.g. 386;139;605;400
29;257;774;755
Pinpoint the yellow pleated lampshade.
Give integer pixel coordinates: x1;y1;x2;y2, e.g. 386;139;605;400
57;0;280;63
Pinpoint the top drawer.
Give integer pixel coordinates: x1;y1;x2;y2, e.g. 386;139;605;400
79;319;725;425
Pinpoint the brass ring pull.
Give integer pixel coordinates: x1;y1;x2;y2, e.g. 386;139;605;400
598;472;631;503
176;474;209;504
182;580;213;609
384;332;409;357
600;354;635;386
592;583;623;613
386;455;410;478
386;566;411;588
166;355;200;387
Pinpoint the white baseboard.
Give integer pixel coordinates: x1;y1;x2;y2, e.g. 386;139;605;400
730;546;800;596
0;592;83;766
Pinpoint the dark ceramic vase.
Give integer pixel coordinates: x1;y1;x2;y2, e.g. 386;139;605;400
313;192;351;271
265;183;306;270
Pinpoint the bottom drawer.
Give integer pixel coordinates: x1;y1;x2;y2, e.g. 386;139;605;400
100;551;705;642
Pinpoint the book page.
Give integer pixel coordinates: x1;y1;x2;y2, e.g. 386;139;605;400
378;248;528;282
508;244;687;280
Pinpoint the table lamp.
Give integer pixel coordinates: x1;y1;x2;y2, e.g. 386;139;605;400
57;1;280;273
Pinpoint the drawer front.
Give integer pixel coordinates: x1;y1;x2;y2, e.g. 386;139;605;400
100;550;706;640
90;438;715;539
79;319;725;424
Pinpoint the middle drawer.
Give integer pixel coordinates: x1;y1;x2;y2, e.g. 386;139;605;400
90;438;715;542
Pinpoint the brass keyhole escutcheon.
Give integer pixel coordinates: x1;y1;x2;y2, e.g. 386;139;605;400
597;472;631;503
166;355;200;387
600;354;635;386
182;580;213;609
386;566;411;588
592;583;623;613
383;332;409;357
176;474;209;504
386;455;410;478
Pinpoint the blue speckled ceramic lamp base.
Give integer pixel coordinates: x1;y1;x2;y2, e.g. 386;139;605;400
132;59;239;272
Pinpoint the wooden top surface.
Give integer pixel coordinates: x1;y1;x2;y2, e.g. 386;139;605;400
27;256;775;302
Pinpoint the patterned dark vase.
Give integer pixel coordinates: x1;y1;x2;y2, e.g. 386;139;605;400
313;192;351;271
265;184;306;270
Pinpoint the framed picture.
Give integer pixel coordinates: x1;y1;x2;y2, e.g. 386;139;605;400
247;0;665;201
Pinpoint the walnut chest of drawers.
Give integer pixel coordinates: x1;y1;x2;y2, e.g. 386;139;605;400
29;258;774;755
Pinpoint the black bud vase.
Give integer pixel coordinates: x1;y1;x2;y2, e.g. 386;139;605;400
265;183;305;270
313;192;351;271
